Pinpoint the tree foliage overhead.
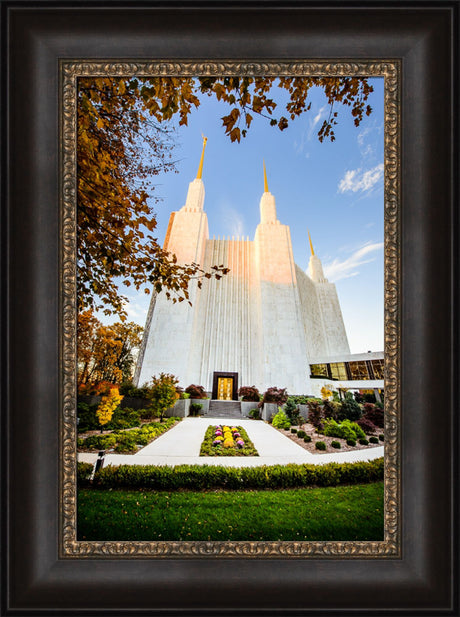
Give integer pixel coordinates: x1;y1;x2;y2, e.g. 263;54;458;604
77;309;143;385
78;75;373;317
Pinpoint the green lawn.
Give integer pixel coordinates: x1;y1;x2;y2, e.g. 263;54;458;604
78;481;384;542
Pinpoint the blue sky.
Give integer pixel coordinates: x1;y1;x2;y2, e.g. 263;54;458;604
117;78;385;353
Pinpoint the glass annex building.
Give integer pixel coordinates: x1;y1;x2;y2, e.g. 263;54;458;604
309;351;384;401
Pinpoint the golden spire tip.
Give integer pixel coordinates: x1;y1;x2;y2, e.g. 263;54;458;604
308;230;315;256
263;159;269;193
196;134;208;180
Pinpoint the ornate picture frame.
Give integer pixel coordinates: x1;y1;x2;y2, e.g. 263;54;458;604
3;2;457;613
62;59;399;559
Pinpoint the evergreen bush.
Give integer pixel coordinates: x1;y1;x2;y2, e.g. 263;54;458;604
77;402;99;432
369;436;379;444
290;428;297;434
189;402;203;417
359;438;369;446
106;407;141;430
272;408;291;429
303;435;311;443
284;398;302;425
337;397;362;422
315;441;327;451
379;434;384;441
346;439;357;447
331;441;341;449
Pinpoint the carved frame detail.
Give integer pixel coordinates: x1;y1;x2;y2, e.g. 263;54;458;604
61;60;400;558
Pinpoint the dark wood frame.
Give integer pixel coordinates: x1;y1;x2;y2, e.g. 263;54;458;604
211;371;239;400
2;2;458;614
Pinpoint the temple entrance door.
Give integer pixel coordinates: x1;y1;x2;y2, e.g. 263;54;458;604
217;377;233;400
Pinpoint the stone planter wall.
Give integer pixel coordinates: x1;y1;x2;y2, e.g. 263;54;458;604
240;402;260;417
298;404;310;422
166;399;190;418
190;398;210;415
261;403;279;422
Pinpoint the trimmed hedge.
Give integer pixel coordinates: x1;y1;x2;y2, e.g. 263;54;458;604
83;458;384;490
77;462;94;486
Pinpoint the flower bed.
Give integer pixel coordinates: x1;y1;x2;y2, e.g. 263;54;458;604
77;417;182;454
200;424;259;456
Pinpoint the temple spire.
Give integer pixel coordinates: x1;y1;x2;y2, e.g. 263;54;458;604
308;230;315;256
196;135;208;179
263;160;269;193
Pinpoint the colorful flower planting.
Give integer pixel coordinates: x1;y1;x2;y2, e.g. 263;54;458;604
200;424;259;456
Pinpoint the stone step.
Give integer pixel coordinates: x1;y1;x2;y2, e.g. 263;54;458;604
204;400;242;418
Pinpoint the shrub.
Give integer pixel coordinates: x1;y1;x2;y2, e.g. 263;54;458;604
238;386;260;402
90;458;384;490
363;392;377;403
331;441;341;449
287;395;309;405
379;434;385;441
363;403;384;428
77;402;99;432
359;438;369;446
297;430;306;438
189;402;203;417
106;407;141;430
260;387;288;407
357;416;377;435
322;419;366;442
284;398;302;425
322;399;338;421
77;462;94;486
346;439;356;447
80;433;118;450
307;400;323;429
272;408;291;429
119;381;151;399
147;373;180;420
185;384;207;399
315;441;327;451
337;397;362;422
77;418;181;452
369;436;379;444
303;435;311;443
96;387;124;430
248;408;261;420
290;428;297;434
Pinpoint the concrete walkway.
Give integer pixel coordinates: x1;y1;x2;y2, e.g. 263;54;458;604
78;417;384;468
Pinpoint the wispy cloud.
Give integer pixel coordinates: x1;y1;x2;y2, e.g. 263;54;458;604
308;105;327;140
221;204;245;237
338;163;384;194
324;242;383;282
